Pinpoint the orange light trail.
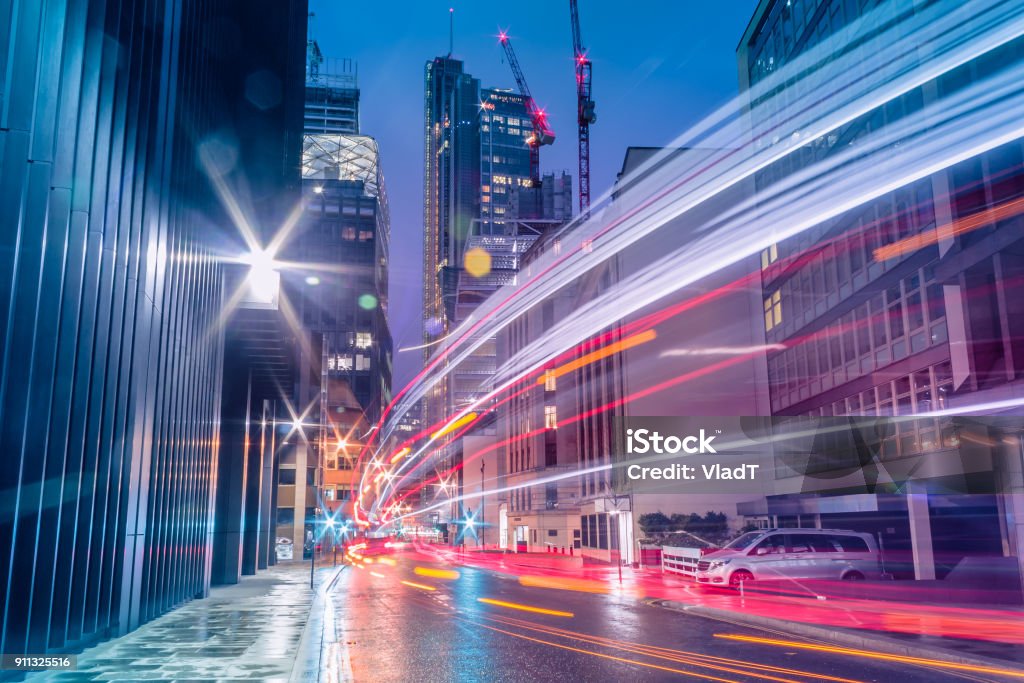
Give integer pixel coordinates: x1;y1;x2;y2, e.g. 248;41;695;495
430;412;478;440
471;621;750;683
714;634;1024;679
390;447;411;464
400;580;437;591
414;567;461;580
874;195;1024;262
480;613;866;683
476;598;574;618
536;329;657;383
517;575;608;594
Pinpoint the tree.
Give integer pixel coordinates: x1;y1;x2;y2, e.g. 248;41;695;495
638;511;672;534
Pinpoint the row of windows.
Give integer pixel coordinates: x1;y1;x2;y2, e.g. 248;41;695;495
326;353;373;372
778;361;957;475
768;266;947;411
323;486;352;501
763;182;935;332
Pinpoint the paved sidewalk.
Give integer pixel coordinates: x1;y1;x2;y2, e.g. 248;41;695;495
29;563;324;682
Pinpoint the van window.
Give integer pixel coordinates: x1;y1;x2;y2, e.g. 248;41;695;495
832;535;870;552
723;531;763;550
750;534;786;555
807;535;841;553
786;534;813;554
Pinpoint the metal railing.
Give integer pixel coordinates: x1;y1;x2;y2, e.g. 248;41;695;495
661;546;702;577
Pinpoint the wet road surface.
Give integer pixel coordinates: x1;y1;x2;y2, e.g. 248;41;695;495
325;552;1016;683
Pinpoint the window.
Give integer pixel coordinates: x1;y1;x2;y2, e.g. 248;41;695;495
355;332;372;349
832;535;869;552
750;534;786;555
277;507;295;526
786;535;813;554
597;514;609;549
764;290;782;331
279;468;297;485
544;405;557;429
760;243;778;269
324;486;336;501
544;371;556;391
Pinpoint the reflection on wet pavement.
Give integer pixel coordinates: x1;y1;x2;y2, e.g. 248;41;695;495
28;564;317;682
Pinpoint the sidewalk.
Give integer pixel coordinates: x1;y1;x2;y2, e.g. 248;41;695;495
29;562;328;682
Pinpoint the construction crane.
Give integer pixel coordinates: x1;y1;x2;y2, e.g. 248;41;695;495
498;31;555;187
570;0;596;213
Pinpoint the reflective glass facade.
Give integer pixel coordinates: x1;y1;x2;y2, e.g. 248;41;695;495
1;0;305;656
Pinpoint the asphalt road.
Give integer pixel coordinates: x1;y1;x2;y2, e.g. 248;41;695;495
324;552;1009;683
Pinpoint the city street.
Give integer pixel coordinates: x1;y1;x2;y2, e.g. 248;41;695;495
6;0;1024;680
316;553;1020;683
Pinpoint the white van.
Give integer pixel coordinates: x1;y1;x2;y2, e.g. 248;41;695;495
695;528;882;588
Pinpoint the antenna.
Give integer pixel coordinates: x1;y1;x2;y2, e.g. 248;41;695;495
449;8;454;57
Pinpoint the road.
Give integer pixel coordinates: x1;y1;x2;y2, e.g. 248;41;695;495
321;549;1014;683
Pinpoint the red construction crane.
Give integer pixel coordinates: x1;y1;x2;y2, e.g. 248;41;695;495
570;0;596;213
498;31;555;187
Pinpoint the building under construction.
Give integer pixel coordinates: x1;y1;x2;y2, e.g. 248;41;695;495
305;37;360;135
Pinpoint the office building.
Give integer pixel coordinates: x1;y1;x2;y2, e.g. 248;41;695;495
736;0;1024;584
273;133;393;549
0;0;306;655
479;88;534;234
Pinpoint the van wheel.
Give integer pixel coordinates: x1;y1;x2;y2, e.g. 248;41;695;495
843;571;865;581
729;570;754;589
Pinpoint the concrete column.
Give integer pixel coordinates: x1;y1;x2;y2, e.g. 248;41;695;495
241;397;263;575
212;364;251;585
998;438;1024;600
907;482;936;580
258;399;275;570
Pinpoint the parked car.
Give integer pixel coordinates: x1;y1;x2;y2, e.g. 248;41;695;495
695;528;882;588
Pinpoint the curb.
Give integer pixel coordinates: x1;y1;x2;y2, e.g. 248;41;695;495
289;565;348;683
651;599;1024;674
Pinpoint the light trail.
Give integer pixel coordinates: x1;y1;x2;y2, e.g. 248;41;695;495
358;0;1024;522
714;634;1024;679
481;613;868;683
358;0;994;471
476;598;574;618
413;567;460;580
392;0;1024;423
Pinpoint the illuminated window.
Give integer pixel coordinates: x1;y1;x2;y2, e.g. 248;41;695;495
325;486;336;501
355;332;372;348
544;371;556;391
760;243;778;269
544;405;557;429
764;290;782;331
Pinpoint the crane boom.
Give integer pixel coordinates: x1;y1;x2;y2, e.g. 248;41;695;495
570;0;596;214
499;32;555;186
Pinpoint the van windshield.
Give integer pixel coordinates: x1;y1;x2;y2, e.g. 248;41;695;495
722;531;763;551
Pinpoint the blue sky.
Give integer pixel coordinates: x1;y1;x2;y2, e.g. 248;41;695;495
308;0;760;388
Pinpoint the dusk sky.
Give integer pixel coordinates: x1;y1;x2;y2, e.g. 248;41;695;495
308;0;760;389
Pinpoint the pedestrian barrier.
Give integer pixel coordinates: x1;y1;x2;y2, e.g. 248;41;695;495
661;546;702;577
